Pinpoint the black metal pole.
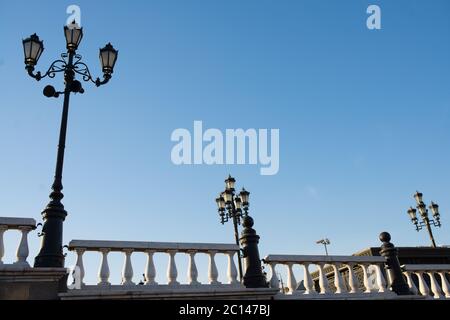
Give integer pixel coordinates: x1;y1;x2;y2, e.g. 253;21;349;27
232;213;244;282
278;273;285;292
424;218;437;248
34;51;74;268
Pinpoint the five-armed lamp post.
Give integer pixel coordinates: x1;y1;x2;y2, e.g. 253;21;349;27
407;191;442;248
23;23;118;267
215;175;250;282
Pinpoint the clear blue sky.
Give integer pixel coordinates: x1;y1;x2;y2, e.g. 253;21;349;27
1;1;449;284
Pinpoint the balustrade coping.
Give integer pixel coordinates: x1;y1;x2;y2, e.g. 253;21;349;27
263;254;386;264
68;240;239;253
0;264;68;273
402;264;450;272
0;217;36;229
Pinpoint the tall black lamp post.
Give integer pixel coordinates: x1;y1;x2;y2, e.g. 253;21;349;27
407;191;442;248
23;23;118;267
215;175;249;282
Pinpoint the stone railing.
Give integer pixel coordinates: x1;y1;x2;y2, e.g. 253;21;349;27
264;254;397;299
402;264;450;299
68;240;242;289
0;217;36;268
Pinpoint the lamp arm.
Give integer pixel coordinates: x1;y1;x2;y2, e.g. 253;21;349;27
73;61;96;83
429;219;441;227
415;219;440;231
26;58;68;81
44;59;68;78
72;59;111;87
95;73;111;87
416;221;426;231
26;66;42;81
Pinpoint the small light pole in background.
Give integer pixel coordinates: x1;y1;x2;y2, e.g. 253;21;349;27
277;272;286;293
316;238;331;256
23;22;118;267
215;175;249;282
407;191;442;248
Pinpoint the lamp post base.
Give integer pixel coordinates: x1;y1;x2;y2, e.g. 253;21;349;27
34;254;66;268
33;206;67;268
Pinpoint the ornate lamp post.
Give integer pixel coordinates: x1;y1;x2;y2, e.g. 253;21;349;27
407;191;442;248
215;175;249;282
23;23;118;267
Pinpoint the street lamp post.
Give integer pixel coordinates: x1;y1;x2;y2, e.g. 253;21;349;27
316;238;331;256
407;191;442;248
277;272;286;293
215;175;249;282
23;23;118;267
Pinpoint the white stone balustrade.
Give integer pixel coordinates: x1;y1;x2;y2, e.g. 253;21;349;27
264;254;394;298
67;240;242;289
0;217;36;268
402;264;450;299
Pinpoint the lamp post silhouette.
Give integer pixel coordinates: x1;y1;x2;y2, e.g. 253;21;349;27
316;238;330;256
407;191;442;248
277;272;286;293
23;23;118;267
215;175;249;282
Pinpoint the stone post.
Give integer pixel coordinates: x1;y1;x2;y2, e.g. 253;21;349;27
379;232;412;295
240;216;268;288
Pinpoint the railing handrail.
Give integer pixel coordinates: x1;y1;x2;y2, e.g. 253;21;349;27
0;217;36;267
402;264;450;272
66;239;242;288
264;254;385;264
0;217;36;229
68;240;239;253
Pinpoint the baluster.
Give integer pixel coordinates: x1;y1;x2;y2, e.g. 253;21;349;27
74;248;85;286
187;251;200;285
317;263;331;294
268;262;279;290
346;263;359;293
360;264;372;293
0;226;6;265
167;250;179;286
286;263;297;294
14;226;31;267
383;269;392;288
332;263;346;294
374;264;387;293
427;272;443;299
226;251;238;285
404;271;418;295
98;248;111;286
438;272;450;298
302;263;316;295
122;249;135;285
208;251;221;285
145;250;157;285
415;271;430;296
